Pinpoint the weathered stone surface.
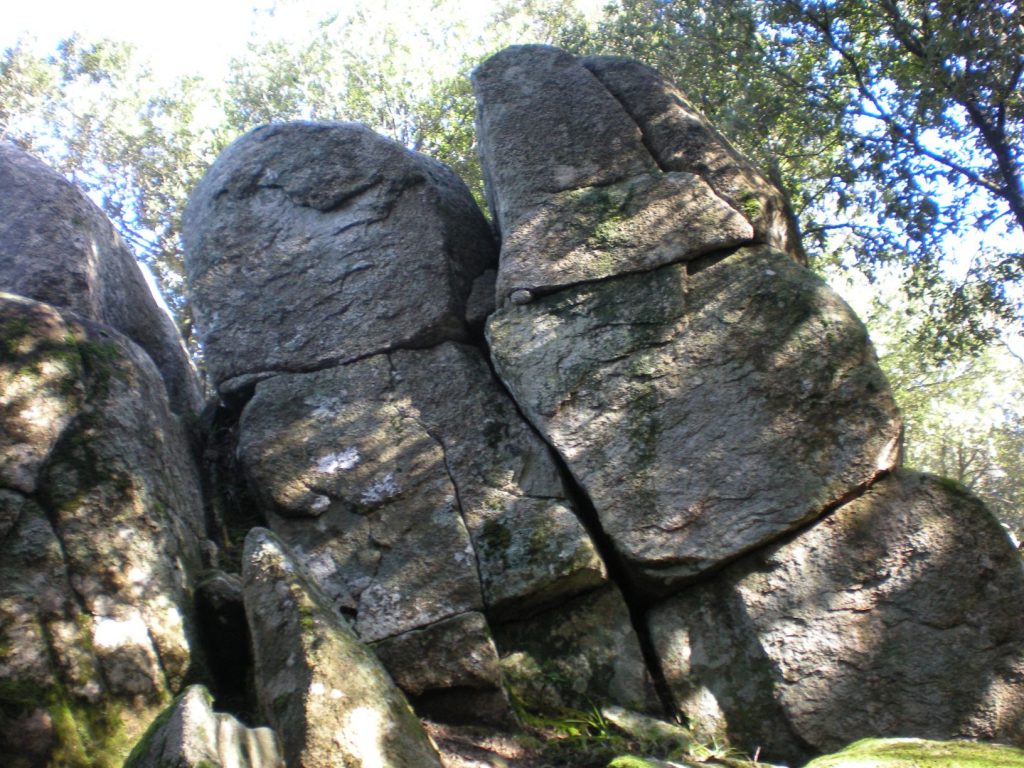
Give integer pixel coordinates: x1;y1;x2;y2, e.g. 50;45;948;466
0;294;207;766
487;245;901;590
124;685;285;768
472;45;656;237
581;56;806;264
242;528;443;768
494;585;659;715
804;737;1024;768
494;172;753;304
373;611;513;726
649;471;1024;765
238;342;604;641
0;144;202;414
182;121;496;391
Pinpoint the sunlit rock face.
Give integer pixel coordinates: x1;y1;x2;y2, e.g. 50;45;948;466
487;244;902;591
242;528;443;768
648;471;1024;765
182;121;498;393
0;144;203;415
0;294;207;764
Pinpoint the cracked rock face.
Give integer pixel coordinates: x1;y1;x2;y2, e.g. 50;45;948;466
0;144;202;414
648;470;1024;765
487;245;902;591
182;121;497;392
242;528;443;768
0;294;206;764
237;343;607;699
580;55;806;264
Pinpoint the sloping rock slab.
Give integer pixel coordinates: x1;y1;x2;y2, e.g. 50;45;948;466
237;342;604;640
183;121;496;391
0;144;202;414
495;172;752;304
487;245;901;590
582;56;806;264
494;584;659;715
242;528;442;768
124;685;284;768
804;737;1024;768
472;45;656;236
649;471;1024;765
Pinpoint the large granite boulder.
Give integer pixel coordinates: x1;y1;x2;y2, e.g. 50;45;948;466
0;143;202;414
242;528;443;768
487;245;902;591
580;56;806;264
124;685;284;768
472;46;757;305
0;294;207;765
648;471;1024;764
182;122;497;392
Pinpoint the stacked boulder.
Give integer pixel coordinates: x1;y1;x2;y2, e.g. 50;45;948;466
0;146;209;765
475;45;1024;764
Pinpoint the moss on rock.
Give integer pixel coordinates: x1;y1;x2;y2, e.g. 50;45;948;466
804;738;1024;768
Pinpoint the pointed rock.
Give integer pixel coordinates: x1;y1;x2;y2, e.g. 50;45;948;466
124;685;284;768
242;528;443;768
0;144;202;414
487;245;902;590
182;122;496;392
648;471;1024;764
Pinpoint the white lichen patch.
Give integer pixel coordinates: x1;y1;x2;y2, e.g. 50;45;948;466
361;473;399;504
315;447;361;474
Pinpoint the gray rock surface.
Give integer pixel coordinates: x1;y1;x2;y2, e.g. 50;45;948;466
648;471;1024;765
242;527;443;768
581;56;806;264
124;685;285;768
373;611;513;726
182;122;496;391
0;143;202;414
472;45;656;236
494;171;752;304
0;294;207;764
487;245;902;590
237;342;604;639
494;584;659;715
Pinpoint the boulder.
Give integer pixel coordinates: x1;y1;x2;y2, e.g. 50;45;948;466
0;143;202;414
581;55;806;264
804;738;1024;768
472;46;756;306
123;685;284;768
237;342;605;638
487;245;901;591
182;122;496;391
493;584;660;715
471;45;656;237
648;471;1024;765
372;611;514;726
0;294;207;765
241;528;443;768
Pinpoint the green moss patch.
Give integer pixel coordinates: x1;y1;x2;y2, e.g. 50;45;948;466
804;738;1024;768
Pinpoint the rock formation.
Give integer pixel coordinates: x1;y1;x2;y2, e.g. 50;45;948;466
2;43;1024;768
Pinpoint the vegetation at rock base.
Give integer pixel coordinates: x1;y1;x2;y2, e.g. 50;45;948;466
803;737;1024;767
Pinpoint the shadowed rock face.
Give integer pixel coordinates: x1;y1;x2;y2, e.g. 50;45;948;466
0;144;202;414
182;121;497;392
649;471;1024;765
